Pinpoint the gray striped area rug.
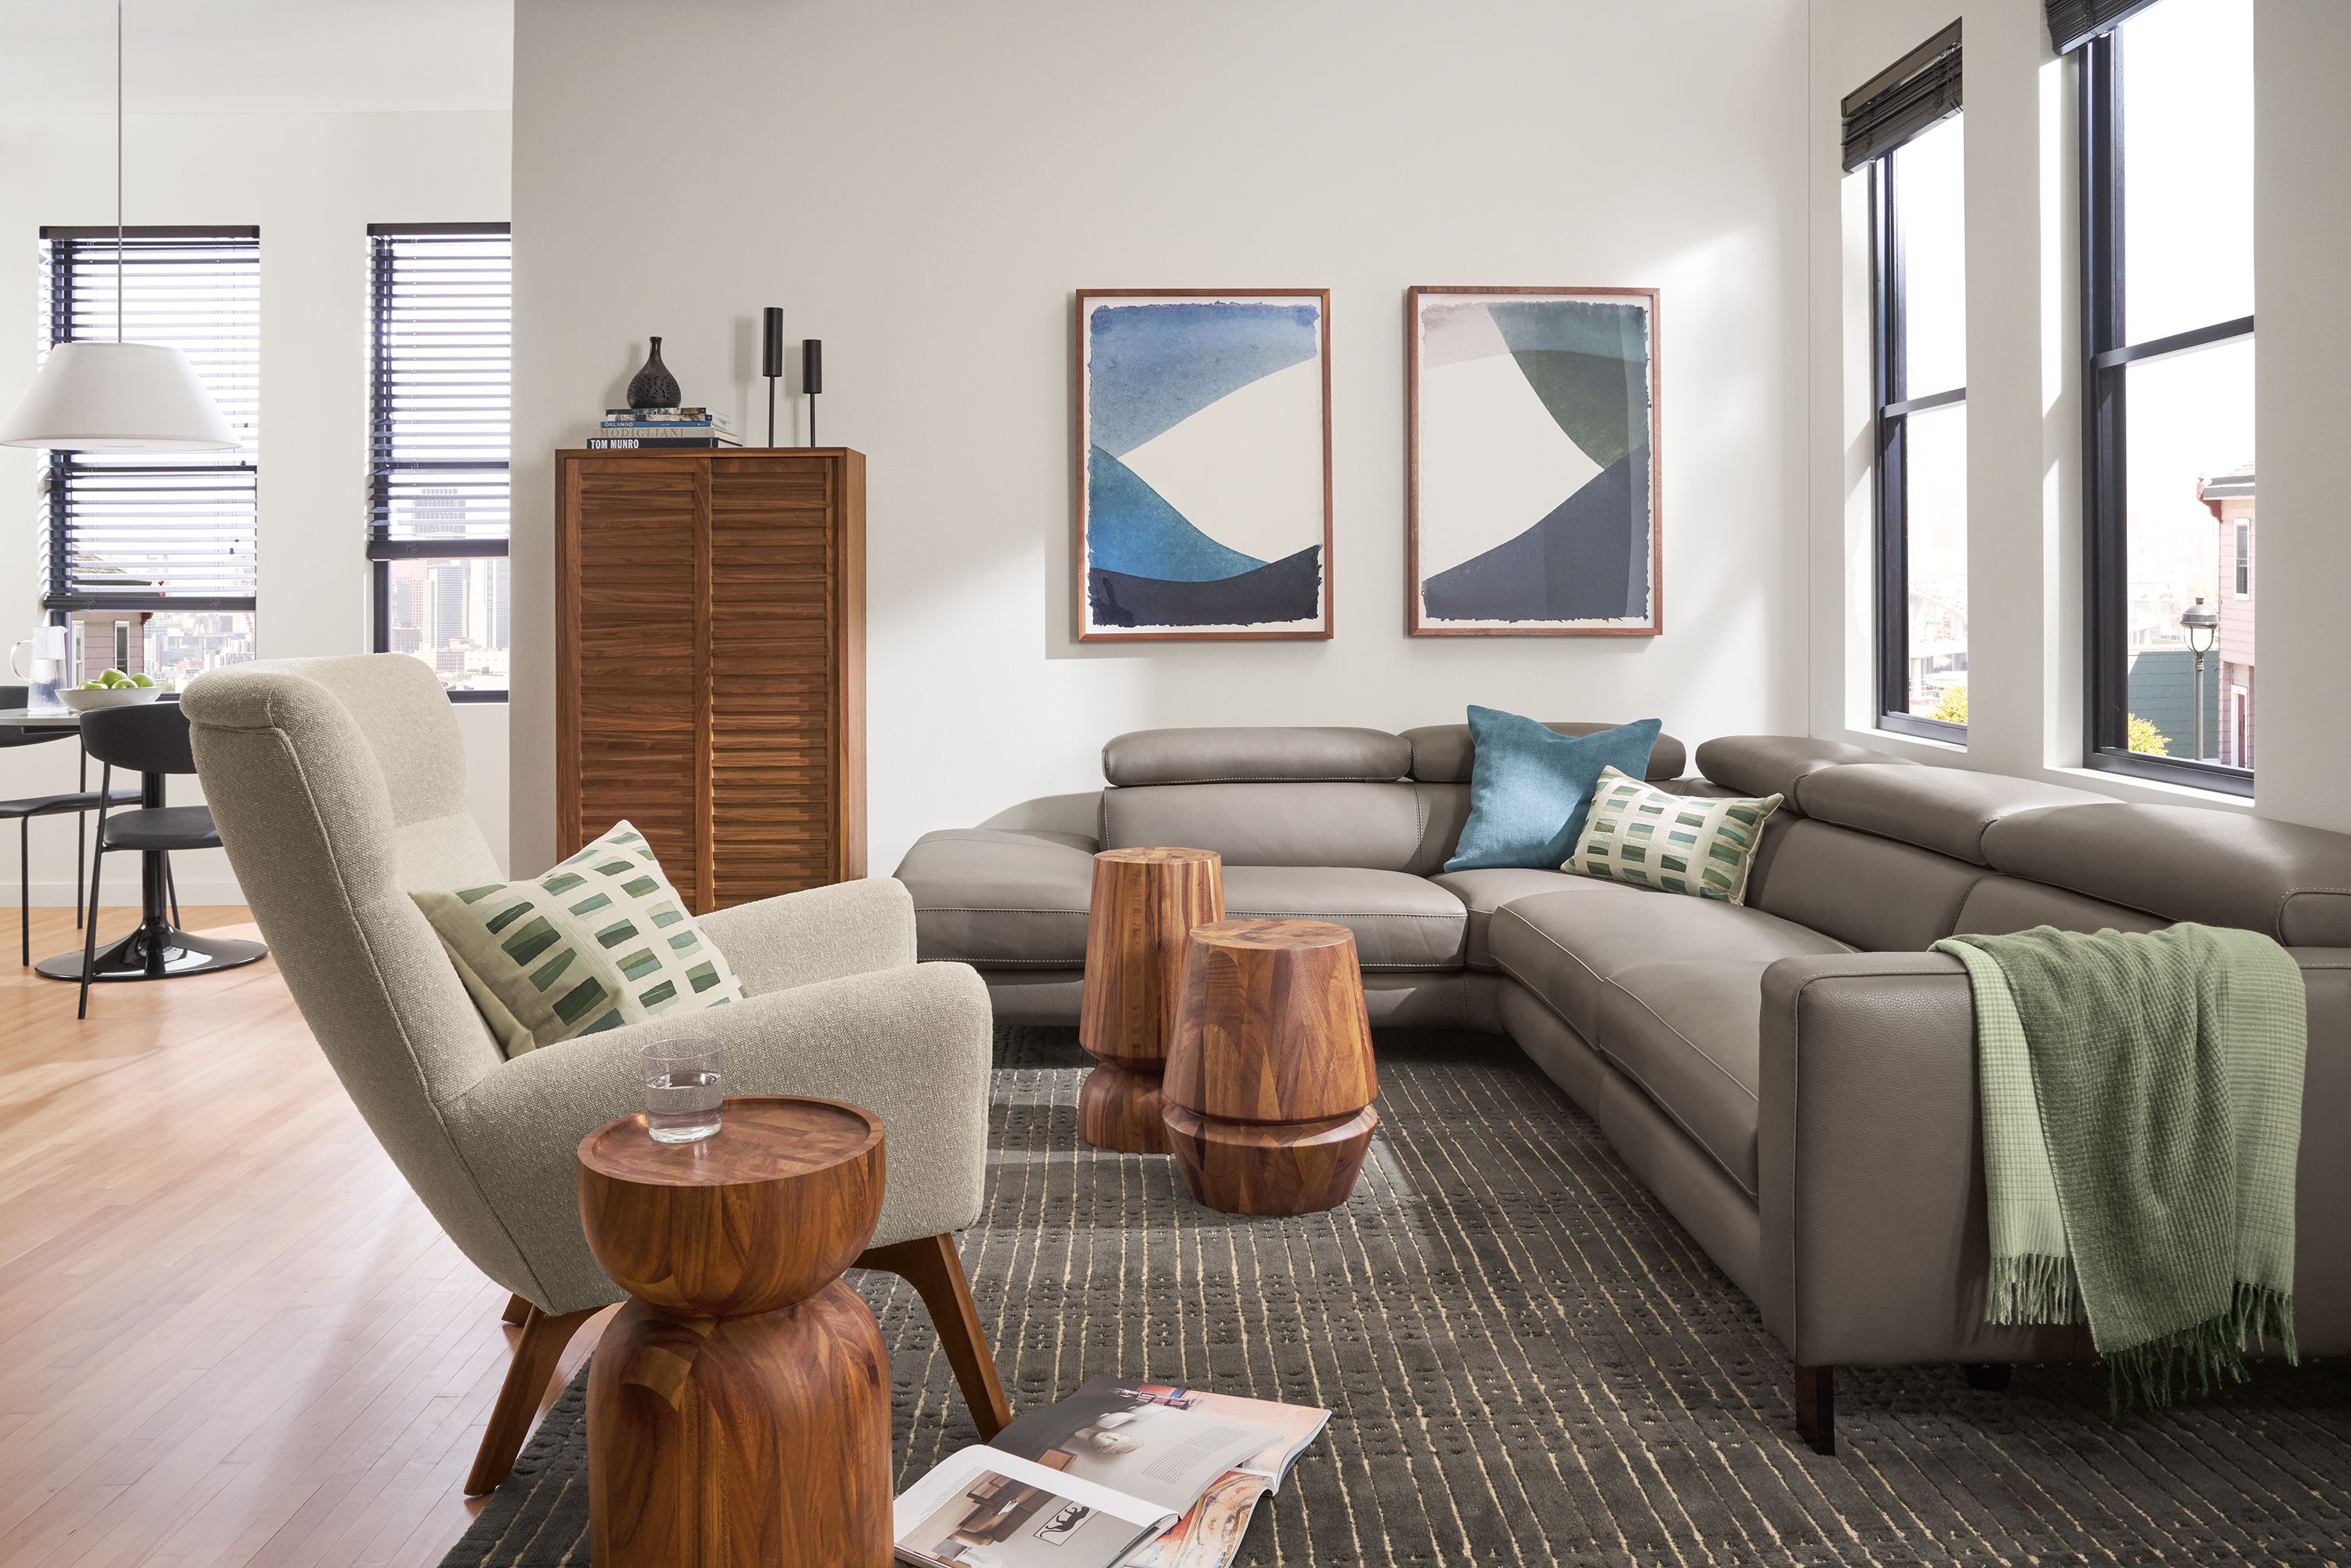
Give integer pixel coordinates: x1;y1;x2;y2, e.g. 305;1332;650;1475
447;1029;2351;1566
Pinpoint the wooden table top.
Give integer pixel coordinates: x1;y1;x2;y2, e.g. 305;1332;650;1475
1096;846;1220;866
578;1095;882;1190
1190;917;1355;951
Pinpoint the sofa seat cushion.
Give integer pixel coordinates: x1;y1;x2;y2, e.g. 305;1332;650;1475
893;827;1095;966
1222;866;1468;970
1592;961;1770;1197
1490;883;1853;1041
1430;867;1596;969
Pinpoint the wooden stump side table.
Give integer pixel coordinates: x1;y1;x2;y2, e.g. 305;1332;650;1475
1078;846;1225;1153
1161;918;1379;1215
578;1096;892;1568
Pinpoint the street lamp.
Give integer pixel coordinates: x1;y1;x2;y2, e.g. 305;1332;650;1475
2180;596;2219;761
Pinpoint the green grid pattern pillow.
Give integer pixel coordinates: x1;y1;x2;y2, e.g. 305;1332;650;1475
411;820;748;1058
1566;767;1783;904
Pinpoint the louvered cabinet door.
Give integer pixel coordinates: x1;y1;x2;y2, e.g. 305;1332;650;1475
558;455;708;908
705;454;835;906
559;448;865;914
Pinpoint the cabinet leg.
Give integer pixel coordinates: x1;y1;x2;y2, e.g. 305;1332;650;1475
1795;1363;1836;1455
1965;1362;2012;1392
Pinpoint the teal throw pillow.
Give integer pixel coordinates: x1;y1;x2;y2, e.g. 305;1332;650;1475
1444;708;1664;872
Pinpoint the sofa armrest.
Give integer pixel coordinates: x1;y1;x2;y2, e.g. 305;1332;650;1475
1759;945;2351;1367
437;960;992;1312
1755;952;2088;1369
700;876;918;994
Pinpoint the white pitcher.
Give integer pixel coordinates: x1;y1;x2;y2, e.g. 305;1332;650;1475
8;626;67;707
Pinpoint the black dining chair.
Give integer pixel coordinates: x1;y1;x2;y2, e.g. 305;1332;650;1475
75;701;220;1018
2;684;140;966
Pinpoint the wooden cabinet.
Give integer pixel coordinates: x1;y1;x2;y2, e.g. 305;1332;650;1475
556;447;865;911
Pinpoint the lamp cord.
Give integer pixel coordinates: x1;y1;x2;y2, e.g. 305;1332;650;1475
115;0;125;343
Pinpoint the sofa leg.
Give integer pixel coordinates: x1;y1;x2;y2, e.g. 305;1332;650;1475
498;1291;532;1327
465;1305;598;1496
1795;1363;1836;1455
859;1233;1013;1439
1965;1362;2012;1392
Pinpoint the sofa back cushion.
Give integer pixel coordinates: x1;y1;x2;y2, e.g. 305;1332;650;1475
1748;817;1988;951
1103;726;1410;786
1951;875;2166;937
1694;735;1912;805
1098;780;1435;870
1792;762;2109;865
1982;802;2351;945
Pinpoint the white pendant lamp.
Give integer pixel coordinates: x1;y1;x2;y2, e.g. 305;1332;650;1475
0;2;237;452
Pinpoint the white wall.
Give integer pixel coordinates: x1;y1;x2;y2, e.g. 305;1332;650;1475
1806;0;2351;831
2247;1;2351;832
508;0;1813;878
0;109;513;904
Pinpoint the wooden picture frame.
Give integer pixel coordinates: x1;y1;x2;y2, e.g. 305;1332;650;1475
1074;288;1334;642
1406;285;1662;636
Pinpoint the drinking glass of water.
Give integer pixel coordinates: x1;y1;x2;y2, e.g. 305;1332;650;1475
640;1037;724;1143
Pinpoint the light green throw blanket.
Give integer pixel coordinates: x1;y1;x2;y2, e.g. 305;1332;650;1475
1932;924;2304;1411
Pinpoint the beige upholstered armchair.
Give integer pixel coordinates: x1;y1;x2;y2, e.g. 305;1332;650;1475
183;654;1007;1493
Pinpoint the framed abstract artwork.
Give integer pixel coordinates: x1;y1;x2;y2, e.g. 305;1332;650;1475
1076;289;1333;641
1407;286;1661;636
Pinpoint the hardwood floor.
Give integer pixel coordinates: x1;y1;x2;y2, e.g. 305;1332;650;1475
0;906;599;1568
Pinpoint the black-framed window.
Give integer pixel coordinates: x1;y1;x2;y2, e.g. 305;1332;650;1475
39;226;261;683
1850;27;1968;739
2079;0;2254;793
367;223;511;701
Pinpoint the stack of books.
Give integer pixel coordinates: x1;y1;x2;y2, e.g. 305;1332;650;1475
587;407;741;449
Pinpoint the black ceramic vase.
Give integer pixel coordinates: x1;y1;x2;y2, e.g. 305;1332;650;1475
627;337;681;409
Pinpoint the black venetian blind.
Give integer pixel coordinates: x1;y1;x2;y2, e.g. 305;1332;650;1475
1841;22;1963;172
367;224;513;550
40;226;261;610
2048;0;2163;54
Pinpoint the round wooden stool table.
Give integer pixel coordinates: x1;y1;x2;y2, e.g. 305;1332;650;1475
578;1095;891;1568
1078;846;1225;1153
1161;918;1379;1215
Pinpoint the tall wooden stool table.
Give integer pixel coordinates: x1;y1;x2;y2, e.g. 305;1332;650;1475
1162;918;1379;1215
1078;846;1224;1153
578;1096;891;1568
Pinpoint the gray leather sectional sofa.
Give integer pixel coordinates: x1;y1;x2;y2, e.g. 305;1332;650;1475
892;723;2351;1450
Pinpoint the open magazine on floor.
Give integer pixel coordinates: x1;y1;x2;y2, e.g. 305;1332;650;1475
893;1377;1330;1568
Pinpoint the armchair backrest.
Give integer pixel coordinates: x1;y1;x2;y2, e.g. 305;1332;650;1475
183;654;532;1287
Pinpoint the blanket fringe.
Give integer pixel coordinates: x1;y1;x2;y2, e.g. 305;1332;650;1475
1987;1252;2080;1327
2103;1281;2298;1415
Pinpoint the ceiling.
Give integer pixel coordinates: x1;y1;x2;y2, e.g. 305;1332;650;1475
0;0;512;114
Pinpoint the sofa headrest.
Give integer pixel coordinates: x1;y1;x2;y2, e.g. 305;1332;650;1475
1102;726;1411;787
1694;735;1914;806
1402;722;1686;784
1983;802;2351;946
1794;764;2109;867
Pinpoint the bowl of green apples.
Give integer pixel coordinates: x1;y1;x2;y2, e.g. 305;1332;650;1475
56;668;171;711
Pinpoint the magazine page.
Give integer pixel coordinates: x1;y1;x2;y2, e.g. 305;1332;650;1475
1120;1470;1270;1568
893;1446;1174;1568
1093;1378;1331;1490
988;1382;1281;1516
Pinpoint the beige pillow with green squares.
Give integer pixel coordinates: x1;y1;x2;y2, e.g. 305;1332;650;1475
1566;767;1783;904
411;820;748;1057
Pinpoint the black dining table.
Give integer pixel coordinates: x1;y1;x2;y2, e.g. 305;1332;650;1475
0;697;267;983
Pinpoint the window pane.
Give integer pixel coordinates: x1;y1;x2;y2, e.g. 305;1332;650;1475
70;610;255;686
2120;335;2253;764
2121;0;2253;343
1894;114;1965;397
384;556;510;693
1902;401;1968;719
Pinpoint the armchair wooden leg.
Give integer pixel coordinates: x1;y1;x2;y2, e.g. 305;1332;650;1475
499;1292;532;1327
1795;1363;1836;1456
465;1305;597;1496
858;1233;1012;1439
